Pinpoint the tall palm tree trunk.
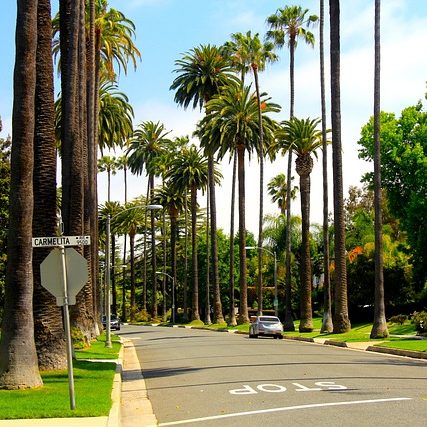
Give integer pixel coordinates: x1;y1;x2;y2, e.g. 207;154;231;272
371;0;388;339
150;174;159;319
296;158;314;332
228;154;237;326
33;0;66;370
205;179;211;324
330;0;351;333
284;39;296;331
254;68;264;316
0;0;42;388
209;156;224;324
237;145;249;324
320;0;333;333
129;234;136;321
190;185;200;320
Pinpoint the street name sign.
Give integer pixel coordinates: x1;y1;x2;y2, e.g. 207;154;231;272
32;235;91;247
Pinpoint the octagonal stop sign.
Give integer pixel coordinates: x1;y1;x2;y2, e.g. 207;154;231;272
40;247;89;306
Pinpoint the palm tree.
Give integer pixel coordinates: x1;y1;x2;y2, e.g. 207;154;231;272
127;121;171;318
202;83;280;324
329;0;351;333
267;174;298;217
266;5;318;331
228;31;278;316
32;0;66;371
97;82;134;153
171;44;238;324
370;0;388;339
277;117;326;331
166;146;210;321
152;184;188;323
0;0;42;388
319;0;333;334
113;202;146;321
98;155;119;202
99;201;122;317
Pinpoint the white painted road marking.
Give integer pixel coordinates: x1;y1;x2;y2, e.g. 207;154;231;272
158;398;412;426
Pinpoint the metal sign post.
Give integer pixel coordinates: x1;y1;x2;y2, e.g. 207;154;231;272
34;217;91;410
60;244;76;410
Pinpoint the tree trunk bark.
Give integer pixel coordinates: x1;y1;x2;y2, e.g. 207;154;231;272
0;0;42;389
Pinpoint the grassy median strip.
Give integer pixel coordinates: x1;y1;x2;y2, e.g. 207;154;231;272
0;334;120;420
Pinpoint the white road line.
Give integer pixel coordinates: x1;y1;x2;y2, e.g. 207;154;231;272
158;397;412;426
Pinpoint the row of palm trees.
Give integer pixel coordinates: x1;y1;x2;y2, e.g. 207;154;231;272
0;0;388;391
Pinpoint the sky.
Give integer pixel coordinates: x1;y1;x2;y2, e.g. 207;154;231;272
1;0;427;236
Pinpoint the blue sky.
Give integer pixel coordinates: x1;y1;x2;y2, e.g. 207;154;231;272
1;0;427;234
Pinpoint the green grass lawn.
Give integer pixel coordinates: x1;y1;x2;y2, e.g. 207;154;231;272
197;317;426;352
0;334;121;420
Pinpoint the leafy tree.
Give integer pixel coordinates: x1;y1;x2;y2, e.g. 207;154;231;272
358;102;427;291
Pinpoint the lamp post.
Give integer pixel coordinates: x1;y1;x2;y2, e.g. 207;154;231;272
155;271;175;323
245;246;278;317
105;204;162;348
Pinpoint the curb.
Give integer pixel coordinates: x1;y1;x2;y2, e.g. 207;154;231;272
107;341;124;427
120;339;158;427
366;345;427;360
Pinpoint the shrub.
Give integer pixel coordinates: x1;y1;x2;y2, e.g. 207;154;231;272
389;314;408;325
134;309;150;322
71;327;85;349
411;311;427;333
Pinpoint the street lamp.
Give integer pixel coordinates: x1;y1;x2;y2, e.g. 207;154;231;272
245;246;278;317
155;271;175;324
105;204;162;348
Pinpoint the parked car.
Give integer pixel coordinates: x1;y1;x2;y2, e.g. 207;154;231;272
102;314;121;331
249;315;283;339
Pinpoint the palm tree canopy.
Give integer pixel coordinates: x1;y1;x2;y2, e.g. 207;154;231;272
52;0;141;79
266;5;318;49
97;82;134;151
199;83;280;160
54;82;134;152
165;145;213;194
126;121;172;176
98;155;119;174
170;44;239;110
276;117;327;159
226;31;278;74
268;173;298;213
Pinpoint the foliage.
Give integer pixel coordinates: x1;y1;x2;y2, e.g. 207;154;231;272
344;186;416;315
358;102;427;288
389;314;408;325
411;311;427;333
71;327;86;349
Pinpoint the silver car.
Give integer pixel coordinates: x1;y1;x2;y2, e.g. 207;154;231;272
249;315;283;339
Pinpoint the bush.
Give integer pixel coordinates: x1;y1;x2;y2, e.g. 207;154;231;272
71;327;85;349
134;309;150;322
389;314;408;325
411;311;427;334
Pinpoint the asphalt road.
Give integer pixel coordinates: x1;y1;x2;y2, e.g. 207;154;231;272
120;325;427;427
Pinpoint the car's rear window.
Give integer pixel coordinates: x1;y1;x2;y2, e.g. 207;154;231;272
259;316;279;322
